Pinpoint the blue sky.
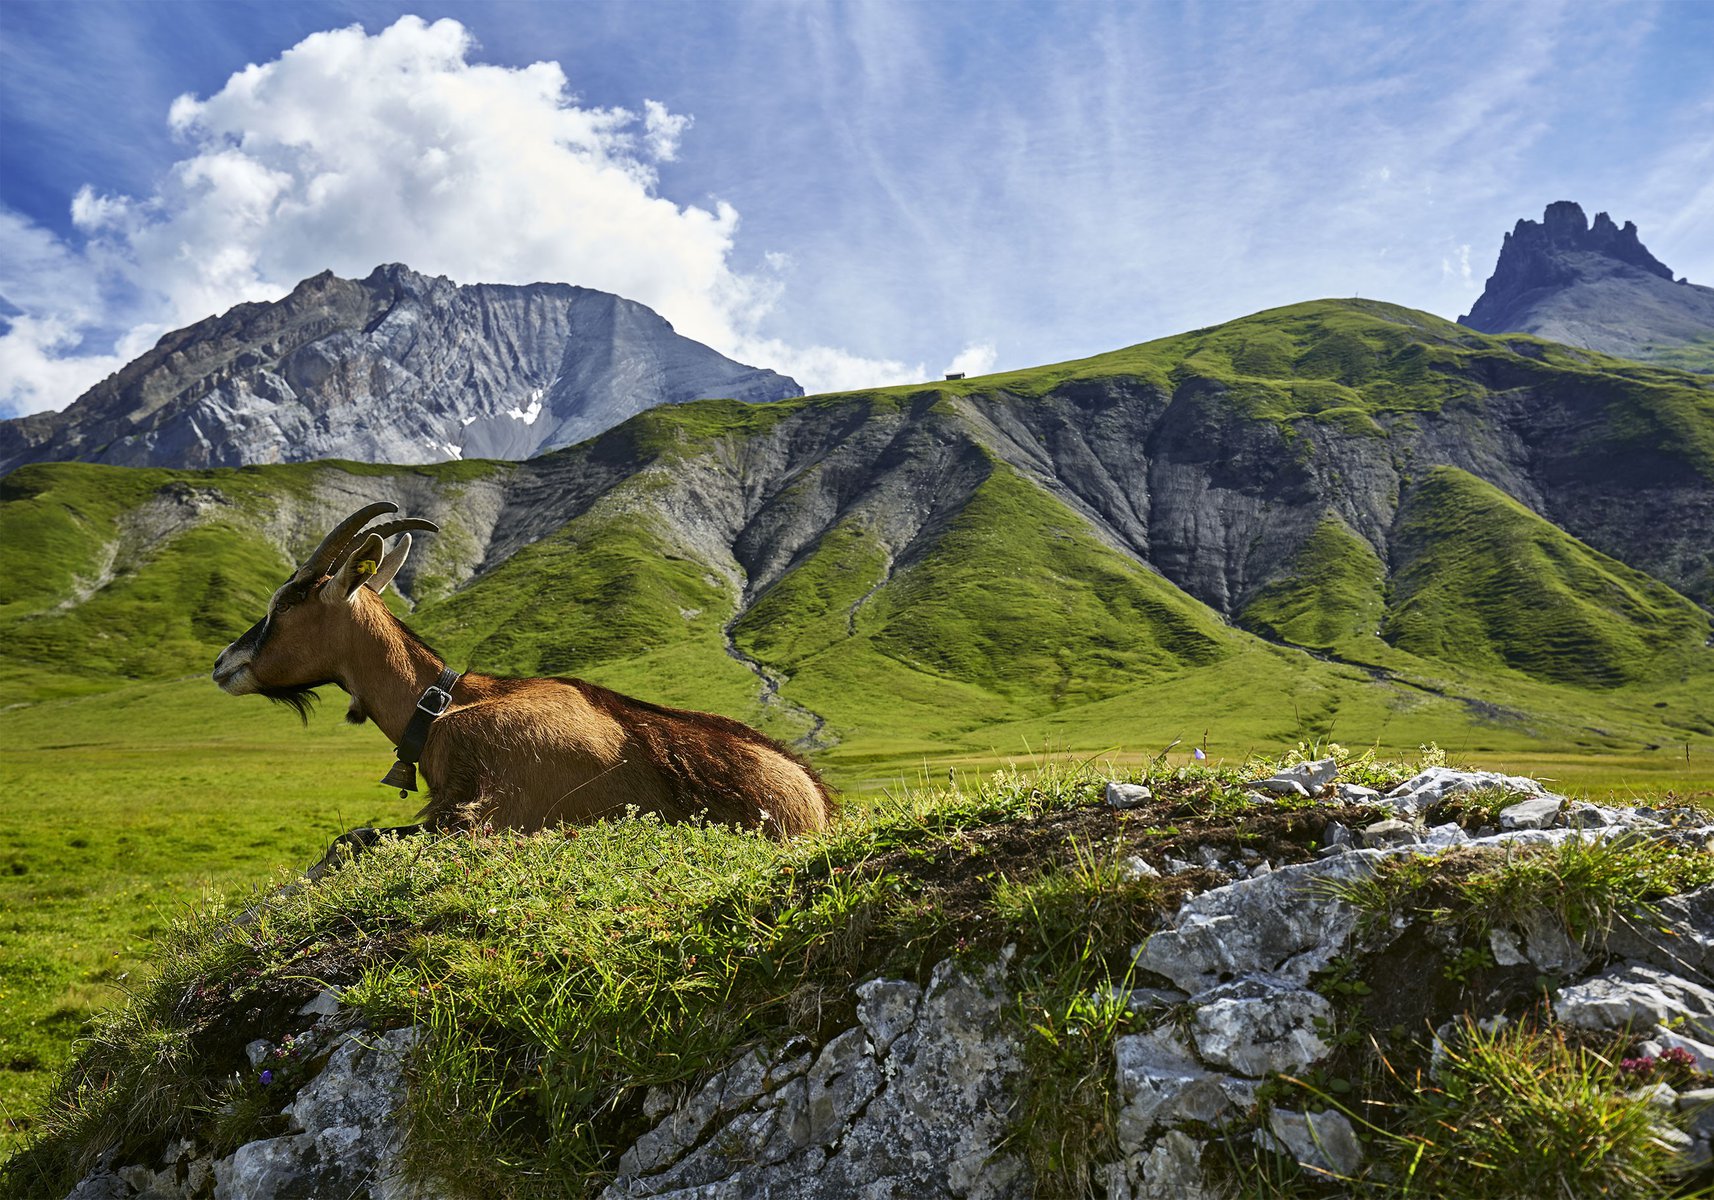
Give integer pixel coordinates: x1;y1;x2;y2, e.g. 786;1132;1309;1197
1;0;1710;415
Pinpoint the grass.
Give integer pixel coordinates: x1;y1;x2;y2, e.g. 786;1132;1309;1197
1238;1019;1689;1200
1241;516;1389;652
1329;831;1714;948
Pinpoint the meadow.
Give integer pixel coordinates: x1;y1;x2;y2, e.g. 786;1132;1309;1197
4;670;1713;1150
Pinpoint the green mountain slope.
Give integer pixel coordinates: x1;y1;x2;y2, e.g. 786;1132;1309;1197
1384;467;1710;688
1;298;1710;775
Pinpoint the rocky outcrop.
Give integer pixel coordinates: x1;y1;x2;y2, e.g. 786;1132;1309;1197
0;265;801;473
61;769;1714;1199
1460;201;1714;368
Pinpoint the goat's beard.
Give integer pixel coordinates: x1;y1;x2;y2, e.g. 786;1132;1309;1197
258;682;330;725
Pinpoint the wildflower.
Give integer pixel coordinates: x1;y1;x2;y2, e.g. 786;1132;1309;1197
1619;1055;1656;1077
1193;748;1207;761
1660;1047;1697;1069
260;1069;274;1086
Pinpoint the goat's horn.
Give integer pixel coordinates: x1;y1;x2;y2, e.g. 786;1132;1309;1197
364;517;441;540
294;501;398;582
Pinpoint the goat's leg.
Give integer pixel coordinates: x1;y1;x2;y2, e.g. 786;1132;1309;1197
308;823;428;880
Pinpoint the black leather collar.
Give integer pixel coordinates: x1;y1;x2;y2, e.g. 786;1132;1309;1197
381;666;461;794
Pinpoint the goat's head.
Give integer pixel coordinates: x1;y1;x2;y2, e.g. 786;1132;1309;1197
212;502;438;718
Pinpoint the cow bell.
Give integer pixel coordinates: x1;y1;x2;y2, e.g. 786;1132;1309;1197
380;758;418;796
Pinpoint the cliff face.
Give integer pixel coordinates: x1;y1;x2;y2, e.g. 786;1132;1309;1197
0;264;801;473
1461;201;1714;370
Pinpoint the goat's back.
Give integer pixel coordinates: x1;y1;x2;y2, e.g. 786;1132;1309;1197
570;679;835;836
426;675;834;836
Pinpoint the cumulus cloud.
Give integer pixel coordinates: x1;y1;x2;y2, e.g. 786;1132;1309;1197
0;16;900;416
943;342;997;378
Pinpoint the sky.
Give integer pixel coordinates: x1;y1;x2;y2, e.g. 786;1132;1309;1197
1;0;1710;417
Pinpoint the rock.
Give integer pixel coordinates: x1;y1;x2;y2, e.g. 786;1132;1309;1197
1114;1027;1233;1145
856;978;921;1056
1520;909;1589;975
1;265;802;474
1565;801;1656;828
1323;820;1353;849
245;1038;271;1068
1656;1030;1714;1071
1129;1130;1217;1200
603;952;1029;1199
1121;855;1162;880
1384;768;1548;815
1603;884;1714;978
65;1176;130;1200
1554;962;1714;1038
1630;1082;1679;1112
1499;797;1562;830
1489;928;1528;967
1460;201;1714;369
1137;852;1381;993
1189;976;1334;1077
1360;819;1421;848
1679;1087;1714;1121
298;989;343;1018
212;1026;420;1200
1256;758;1337;796
1263;1108;1364;1178
1100;984;1187;1015
1423;822;1469;849
1334;784;1380;803
1106;782;1153;809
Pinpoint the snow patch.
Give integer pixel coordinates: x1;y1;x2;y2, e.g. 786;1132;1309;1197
505;389;544;425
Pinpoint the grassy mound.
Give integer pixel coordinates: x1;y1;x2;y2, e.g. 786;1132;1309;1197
5;754;1710;1199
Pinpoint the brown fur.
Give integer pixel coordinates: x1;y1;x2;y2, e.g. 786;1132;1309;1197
217;569;835;838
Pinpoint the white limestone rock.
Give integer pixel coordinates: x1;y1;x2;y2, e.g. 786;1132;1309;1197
1106;782;1154;809
1384;768;1550;815
1554;962;1714;1039
1256;758;1338;796
1499;796;1563;830
1190;976;1334;1077
1137;852;1382;993
1114;1028;1232;1147
1262;1108;1364;1178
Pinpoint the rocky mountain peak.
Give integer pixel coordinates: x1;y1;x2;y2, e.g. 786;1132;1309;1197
1460;202;1714;368
0;266;802;473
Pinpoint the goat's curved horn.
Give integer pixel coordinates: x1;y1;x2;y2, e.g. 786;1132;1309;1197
364;517;441;540
293;501;398;583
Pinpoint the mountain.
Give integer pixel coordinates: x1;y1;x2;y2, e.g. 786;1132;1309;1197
1460;201;1714;371
5;298;1712;769
0;264;801;474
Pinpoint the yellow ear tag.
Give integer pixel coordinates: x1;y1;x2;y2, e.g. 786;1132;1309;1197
356;559;379;576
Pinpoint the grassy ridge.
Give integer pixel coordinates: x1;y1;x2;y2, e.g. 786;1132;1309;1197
864;465;1232;701
1385;467;1710;687
1239;515;1389;652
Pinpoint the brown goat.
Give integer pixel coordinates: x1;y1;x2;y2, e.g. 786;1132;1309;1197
212;502;834;841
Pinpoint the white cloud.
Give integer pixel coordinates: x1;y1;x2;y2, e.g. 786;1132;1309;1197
0;16;900;416
943;342;997;378
736;335;921;396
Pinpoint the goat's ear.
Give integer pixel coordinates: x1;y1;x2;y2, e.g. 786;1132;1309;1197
364;533;413;595
325;532;386;603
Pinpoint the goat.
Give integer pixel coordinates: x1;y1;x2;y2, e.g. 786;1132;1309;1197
212;502;835;848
